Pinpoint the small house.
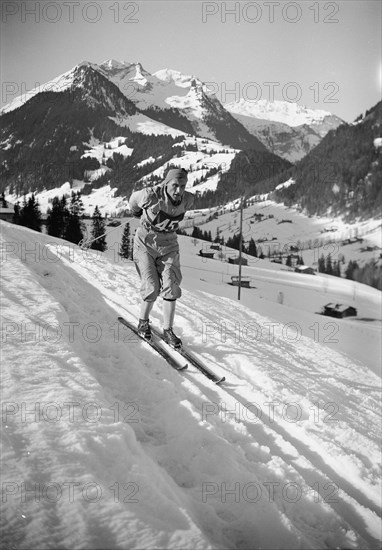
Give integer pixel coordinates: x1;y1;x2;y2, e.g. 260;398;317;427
321;303;357;318
295;265;315;275
228;256;248;266
0;206;14;223
230;276;251;288
198;249;215;259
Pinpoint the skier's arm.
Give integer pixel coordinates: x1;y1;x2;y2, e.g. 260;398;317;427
129;189;150;218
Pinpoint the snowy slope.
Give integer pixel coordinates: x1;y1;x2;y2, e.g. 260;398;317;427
1;221;381;549
179;199;382;276
0;61;99;115
98;60;213;113
5;134;238;214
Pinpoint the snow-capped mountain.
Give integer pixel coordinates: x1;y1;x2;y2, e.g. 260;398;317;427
0;61;105;115
98;60;267;150
5;58;376;221
1;59;344;160
1;59;267;152
225;99;344;162
1;59;290;207
225;98;343;128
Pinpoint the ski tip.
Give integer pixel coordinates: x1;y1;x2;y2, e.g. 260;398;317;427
215;376;226;384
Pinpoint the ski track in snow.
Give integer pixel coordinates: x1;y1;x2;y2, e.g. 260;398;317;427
1;223;381;550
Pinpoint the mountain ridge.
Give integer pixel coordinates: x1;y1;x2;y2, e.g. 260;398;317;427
1;59;343;158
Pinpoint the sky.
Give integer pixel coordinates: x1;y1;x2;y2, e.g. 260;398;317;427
0;0;381;122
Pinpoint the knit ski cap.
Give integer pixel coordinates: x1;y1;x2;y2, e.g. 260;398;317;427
163;168;188;185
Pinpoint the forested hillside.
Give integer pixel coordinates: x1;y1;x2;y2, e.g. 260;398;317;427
267;102;382;220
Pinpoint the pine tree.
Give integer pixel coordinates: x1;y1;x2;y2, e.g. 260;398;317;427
46;196;68;238
191;226;203;239
247;238;257;257
333;260;341;278
13;202;20;224
119;223;131;259
63;192;84;244
326;254;333;275
90;206;107;251
345;260;359;280
318;254;326;273
18;194;42;232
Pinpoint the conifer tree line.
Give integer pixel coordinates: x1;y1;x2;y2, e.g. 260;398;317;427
344;259;382;290
10;191;137;258
317;254;342;277
45;191;86;244
317;253;381;290
12;194;43;232
45;192;109;251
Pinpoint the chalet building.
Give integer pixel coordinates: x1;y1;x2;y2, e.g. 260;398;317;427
0;197;14;222
321;303;357;318
198;249;215;259
295;265;316;275
230;276;251;288
228;256;248;266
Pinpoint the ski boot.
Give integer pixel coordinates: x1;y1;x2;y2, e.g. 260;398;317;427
163;327;182;350
137;318;152;340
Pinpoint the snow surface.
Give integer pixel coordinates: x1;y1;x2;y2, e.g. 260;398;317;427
275;178;296;191
1;221;381;549
180;199;382;272
82;138;133;163
111;113;187;138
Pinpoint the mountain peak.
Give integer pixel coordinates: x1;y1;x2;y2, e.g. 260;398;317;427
153;68;195;89
100;59;131;69
76;60;100;71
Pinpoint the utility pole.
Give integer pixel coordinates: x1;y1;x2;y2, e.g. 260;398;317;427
238;196;244;300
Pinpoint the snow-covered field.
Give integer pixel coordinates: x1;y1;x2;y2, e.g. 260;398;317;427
180;199;382;271
1;220;381;549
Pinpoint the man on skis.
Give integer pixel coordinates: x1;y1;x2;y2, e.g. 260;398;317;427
129;168;194;348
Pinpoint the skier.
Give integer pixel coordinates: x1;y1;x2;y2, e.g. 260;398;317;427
129;168;194;348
